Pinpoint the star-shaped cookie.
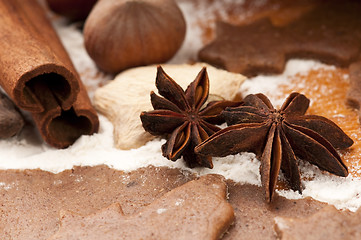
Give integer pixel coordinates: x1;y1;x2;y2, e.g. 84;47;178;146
199;1;361;77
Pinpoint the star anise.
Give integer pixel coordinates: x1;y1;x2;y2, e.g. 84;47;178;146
195;92;353;201
140;66;240;168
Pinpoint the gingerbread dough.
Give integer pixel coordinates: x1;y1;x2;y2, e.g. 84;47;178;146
49;175;234;240
275;205;361;240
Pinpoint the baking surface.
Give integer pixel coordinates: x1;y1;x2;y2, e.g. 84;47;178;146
0;165;327;240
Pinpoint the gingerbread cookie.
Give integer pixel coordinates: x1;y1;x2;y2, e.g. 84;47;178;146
49;175;234;240
199;1;361;77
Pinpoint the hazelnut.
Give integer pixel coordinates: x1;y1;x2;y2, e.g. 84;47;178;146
83;0;186;74
46;0;98;21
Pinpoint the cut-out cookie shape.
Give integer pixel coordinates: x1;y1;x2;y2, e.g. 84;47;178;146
94;63;245;150
275;205;361;240
199;1;361;77
49;174;234;240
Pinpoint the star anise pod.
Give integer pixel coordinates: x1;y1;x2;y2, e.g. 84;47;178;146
140;66;240;168
195;92;353;201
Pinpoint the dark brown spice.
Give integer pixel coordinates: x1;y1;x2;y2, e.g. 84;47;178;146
196;92;353;201
140;66;240;168
0;91;24;138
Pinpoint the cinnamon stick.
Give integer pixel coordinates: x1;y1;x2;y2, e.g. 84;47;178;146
0;0;99;148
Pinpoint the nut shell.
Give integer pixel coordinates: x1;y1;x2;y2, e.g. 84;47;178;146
84;0;186;74
46;0;97;21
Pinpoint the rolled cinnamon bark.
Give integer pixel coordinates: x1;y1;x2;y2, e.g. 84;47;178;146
0;0;99;148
